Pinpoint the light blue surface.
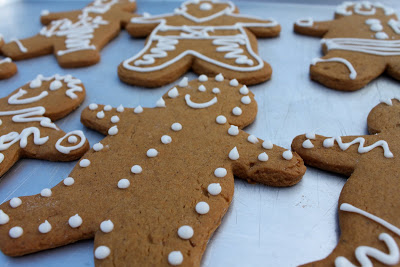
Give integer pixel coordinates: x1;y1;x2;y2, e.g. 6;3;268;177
0;1;399;266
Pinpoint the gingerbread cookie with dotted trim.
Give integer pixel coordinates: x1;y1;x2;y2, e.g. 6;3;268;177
0;35;17;79
0;75;305;266
0;74;89;177
1;0;137;68
292;99;400;266
118;0;280;87
294;1;400;91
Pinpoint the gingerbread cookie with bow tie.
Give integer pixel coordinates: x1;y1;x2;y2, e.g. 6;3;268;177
1;0;137;68
0;74;89;177
294;1;400;91
0;75;305;266
0;35;17;79
118;0;281;87
292;99;400;266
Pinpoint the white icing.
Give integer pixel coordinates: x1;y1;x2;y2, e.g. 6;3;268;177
0;210;9;225
161;135;172;144
258;152;268;162
134;105;143;113
185;94;217;109
370;24;383;32
198;74;208;82
93;142;104;151
216;115;227;124
208;183;222;195
40;188;52;197
147;148;158;157
50;80;63;90
95;246;111;260
200;2;212;11
306;132;316;140
262;140;273;149
302;139;314;149
0;58;12;64
64;177;75;186
68;214;82;228
55;130;86;154
295;17;314;27
177;225;194;239
100;220;114;233
30;78;42;88
322;38;400;56
312;57;356;80
322;136;394;158
97;111;105;119
0;127;48;151
381;98;393;106
178;77;188;87
118;179;130;189
79;159;90;167
215;73;224;82
376;32;389;40
116;104;124;112
241;96;251;104
111;115;119;123
41;9;49;16
229;146;239;160
168;87;179;98
214;167;227;178
156;98;166;107
232;107;242;116
195;201;210;214
229;79;239;86
212;88;220;94
282;150;293;160
38;220;52;233
0;153;3;164
10;38;27;53
239;85;249;95
10;197;22;208
198;85;206;92
171;122;182;131
168;251;183;266
247;135;258;144
9;226;23;238
388;19;400;34
68;136;78;143
335;2;394;16
108;125;118;135
228;125;239;136
131;165;142;174
104;105;112;111
8;89;49;105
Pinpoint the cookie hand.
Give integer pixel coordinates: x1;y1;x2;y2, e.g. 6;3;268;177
1;35;53;61
294;18;332;37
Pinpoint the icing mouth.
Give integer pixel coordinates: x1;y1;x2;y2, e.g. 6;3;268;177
185;94;217;109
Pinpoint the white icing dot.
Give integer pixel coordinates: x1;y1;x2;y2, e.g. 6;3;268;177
241;96;251;105
93;143;104;151
0;119;2;126
195;201;210;215
212;88;220;94
198;85;206;92
131;165;142;174
215;73;224;82
156;98;166;107
232;107;242;116
323;138;335;148
258;152;269;162
79;159;90;167
147;148;158;157
239;85;249;95
214;167;227;178
104;105;112;111
229;147;239;160
100;220;114;233
97;111;105;119
247;135;258;144
63;177;75;186
305;132;316;140
118;179;130;189
108;125;118;135
38;220;52;233
366;18;380;25
208;183;222;195
177;225;194;239
375;32;389;39
178;77;188;87
0;210;9;225
116;104;124;112
89;103;98;110
111;115;120;123
10;197;22;208
49;80;63;90
171;123;182;131
302;139;314;149
228;125;239;136
30;78;42;88
200;2;212;10
41;9;50;16
229;79;239;87
168;251;184;266
95;246;110;260
168;87;179;98
381;98;393;106
262;140;273;149
68;214;82;228
161;135;172;144
216;115;227;124
370;23;383;31
68;135;78;144
9;226;23;238
198;75;208;82
0;153;3;164
282;150;293;160
134;105;143;113
40;188;52;197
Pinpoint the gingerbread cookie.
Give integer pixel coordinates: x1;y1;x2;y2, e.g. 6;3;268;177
0;74;89;177
1;0;137;68
118;0;280;87
0;75;305;266
0;35;17;79
292;99;400;266
294;1;400;91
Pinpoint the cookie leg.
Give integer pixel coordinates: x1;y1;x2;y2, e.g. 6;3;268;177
0;60;17;79
310;51;386;91
1;35;53;61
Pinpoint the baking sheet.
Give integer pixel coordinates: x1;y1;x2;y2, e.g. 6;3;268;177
0;1;400;266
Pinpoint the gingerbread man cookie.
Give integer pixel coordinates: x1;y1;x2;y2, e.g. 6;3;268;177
1;0;137;68
118;0;281;87
0;35;17;79
0;75;305;266
292;99;400;266
0;74;89;177
294;1;400;91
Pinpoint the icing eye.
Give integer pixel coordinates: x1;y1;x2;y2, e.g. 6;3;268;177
198;85;206;92
212;88;220;94
200;3;212;11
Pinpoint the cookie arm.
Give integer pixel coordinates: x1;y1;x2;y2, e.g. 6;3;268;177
1;35;53;61
228;15;281;37
40;10;81;25
293;19;333;37
228;130;306;187
125;15;173;37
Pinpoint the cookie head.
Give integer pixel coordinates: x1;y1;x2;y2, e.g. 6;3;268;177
335;1;395;18
367;98;400;134
177;0;236;19
163;74;257;128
